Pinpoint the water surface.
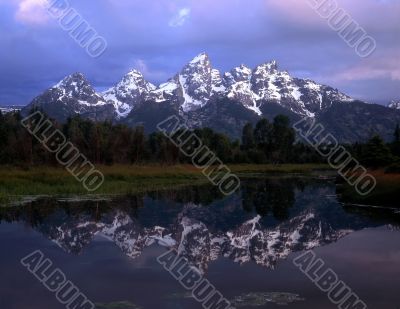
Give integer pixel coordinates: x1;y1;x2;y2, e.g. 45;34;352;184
0;176;399;308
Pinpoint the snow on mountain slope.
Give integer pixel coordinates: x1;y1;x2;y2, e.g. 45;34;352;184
102;70;157;118
154;53;354;117
211;69;226;94
24;73;116;122
24;53;356;122
148;53;227;113
388;100;400;110
249;61;353;117
225;64;262;115
52;73;107;107
151;53;219;112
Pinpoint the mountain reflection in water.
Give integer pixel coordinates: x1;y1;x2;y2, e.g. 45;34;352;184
1;177;398;275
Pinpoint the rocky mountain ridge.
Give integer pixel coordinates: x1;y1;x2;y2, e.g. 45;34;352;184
24;53;353;119
22;53;400;142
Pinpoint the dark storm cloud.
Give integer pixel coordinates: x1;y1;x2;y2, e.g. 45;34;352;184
0;0;398;106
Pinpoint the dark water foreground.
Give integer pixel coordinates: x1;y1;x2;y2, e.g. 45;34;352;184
0;176;399;309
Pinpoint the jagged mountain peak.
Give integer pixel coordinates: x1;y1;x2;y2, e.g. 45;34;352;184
147;53;220;110
116;69;156;91
54;72;90;89
126;68;143;76
24;71;113;123
253;60;280;76
174;53;216;112
51;72;100;100
182;53;212;74
189;52;210;65
262;60;278;71
121;69;146;82
102;69;156;118
228;65;252;82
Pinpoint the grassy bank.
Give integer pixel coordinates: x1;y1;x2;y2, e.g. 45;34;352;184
338;170;400;208
229;163;330;175
0;164;329;205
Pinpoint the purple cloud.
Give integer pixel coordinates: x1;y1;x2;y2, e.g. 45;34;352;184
0;0;398;105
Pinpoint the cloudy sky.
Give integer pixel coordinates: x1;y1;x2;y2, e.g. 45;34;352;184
0;0;399;106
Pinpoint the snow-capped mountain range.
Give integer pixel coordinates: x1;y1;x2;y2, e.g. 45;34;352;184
25;52;353;120
22;53;400;142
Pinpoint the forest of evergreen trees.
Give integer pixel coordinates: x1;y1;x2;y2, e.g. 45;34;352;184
0;110;399;170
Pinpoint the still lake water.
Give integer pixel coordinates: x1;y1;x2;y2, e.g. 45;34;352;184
0;176;399;309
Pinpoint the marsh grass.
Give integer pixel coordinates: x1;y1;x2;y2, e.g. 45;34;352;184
229;163;329;174
0;164;329;206
0;165;204;197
